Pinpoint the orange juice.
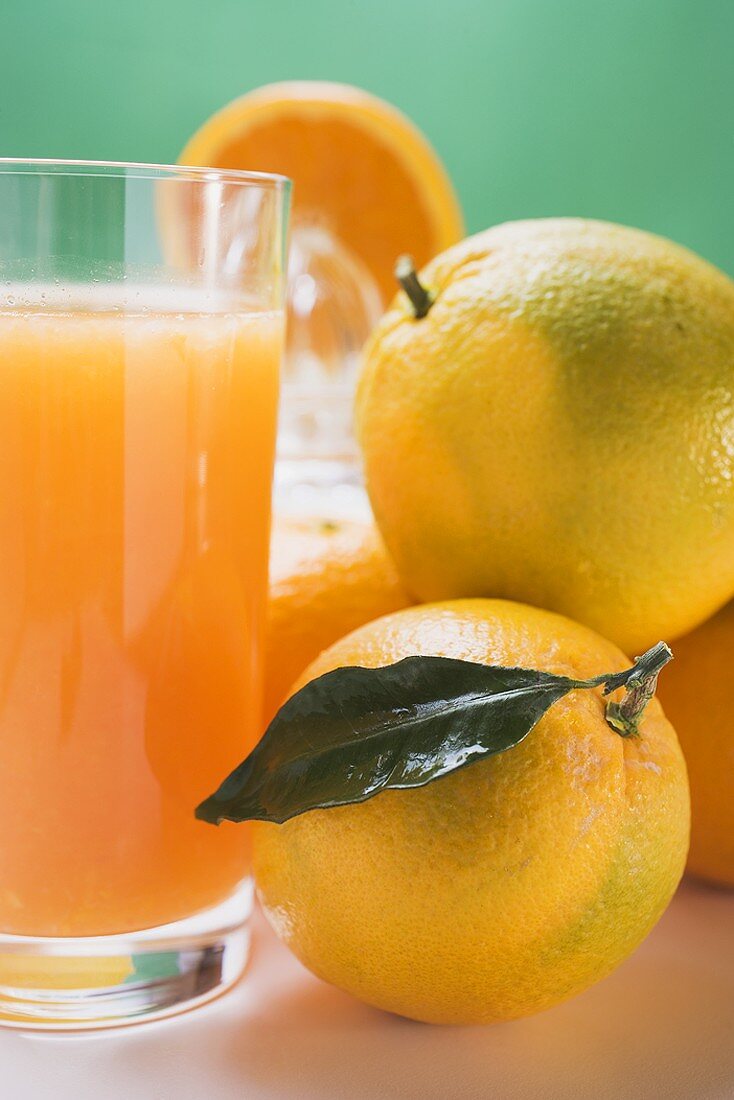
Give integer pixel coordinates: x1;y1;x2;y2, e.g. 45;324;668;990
0;293;281;937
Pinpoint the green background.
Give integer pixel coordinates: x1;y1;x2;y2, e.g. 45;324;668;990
2;0;733;272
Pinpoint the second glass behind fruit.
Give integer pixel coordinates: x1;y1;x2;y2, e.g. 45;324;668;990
275;220;382;520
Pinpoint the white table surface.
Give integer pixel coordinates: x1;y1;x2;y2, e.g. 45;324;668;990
1;880;732;1100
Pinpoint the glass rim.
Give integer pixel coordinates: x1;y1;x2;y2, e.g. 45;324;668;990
0;157;291;191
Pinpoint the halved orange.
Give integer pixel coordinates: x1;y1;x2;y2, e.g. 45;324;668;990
179;81;464;304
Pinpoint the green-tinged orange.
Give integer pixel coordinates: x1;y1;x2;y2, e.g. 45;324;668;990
357;218;734;654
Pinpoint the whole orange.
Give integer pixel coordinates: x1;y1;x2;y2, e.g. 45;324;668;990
656;601;734;886
254;599;689;1024
265;516;412;722
357;218;734;655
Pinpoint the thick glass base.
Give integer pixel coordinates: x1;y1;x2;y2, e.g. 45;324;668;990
0;879;252;1030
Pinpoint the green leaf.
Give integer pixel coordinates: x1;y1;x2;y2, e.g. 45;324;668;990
196;642;673;827
196;655;585;826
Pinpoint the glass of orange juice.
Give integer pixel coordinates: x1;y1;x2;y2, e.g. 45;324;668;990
0;160;289;1027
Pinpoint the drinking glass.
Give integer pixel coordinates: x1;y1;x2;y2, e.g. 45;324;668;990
0;160;290;1026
